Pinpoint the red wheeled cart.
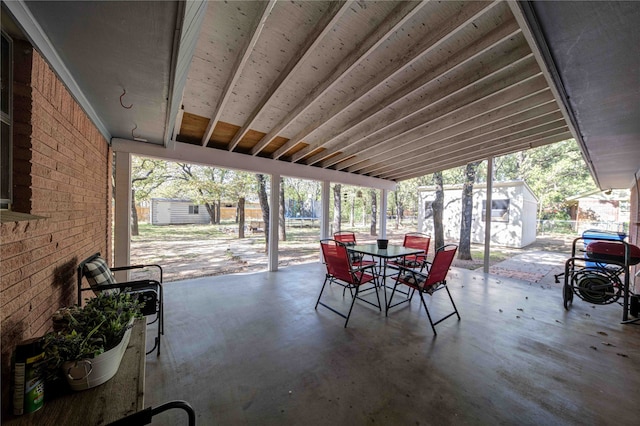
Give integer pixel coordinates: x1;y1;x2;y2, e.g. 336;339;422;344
560;233;640;323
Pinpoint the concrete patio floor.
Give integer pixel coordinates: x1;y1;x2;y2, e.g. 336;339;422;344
143;262;640;425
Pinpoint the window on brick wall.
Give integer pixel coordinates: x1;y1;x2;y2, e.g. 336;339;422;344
1;30;12;210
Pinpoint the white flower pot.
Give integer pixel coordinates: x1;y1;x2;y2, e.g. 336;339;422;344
63;323;133;391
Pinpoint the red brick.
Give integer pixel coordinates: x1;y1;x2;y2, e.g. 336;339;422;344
2;47;110;370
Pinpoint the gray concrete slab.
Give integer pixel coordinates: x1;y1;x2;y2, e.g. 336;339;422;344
143;262;640;425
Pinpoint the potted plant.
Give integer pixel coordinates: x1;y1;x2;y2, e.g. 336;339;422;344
43;292;142;391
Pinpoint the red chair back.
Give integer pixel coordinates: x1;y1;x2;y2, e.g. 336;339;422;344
403;233;430;253
425;245;457;286
334;231;357;245
321;240;353;283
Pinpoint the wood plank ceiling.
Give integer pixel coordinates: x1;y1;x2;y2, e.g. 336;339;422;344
176;0;570;182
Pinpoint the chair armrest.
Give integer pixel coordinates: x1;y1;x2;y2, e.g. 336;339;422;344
96;279;161;292
351;263;377;274
79;280;162;296
111;264;163;282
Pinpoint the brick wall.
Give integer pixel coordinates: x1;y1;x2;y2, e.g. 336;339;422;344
0;45;112;413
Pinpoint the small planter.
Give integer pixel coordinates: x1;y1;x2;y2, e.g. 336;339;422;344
63;320;133;391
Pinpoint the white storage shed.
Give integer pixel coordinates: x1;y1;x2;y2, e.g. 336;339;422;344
418;180;538;249
151;198;211;225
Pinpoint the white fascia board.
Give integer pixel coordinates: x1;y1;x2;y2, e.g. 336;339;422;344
5;0;111;142
111;138;396;191
164;0;208;147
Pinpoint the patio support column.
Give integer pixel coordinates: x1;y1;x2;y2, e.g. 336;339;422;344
320;181;330;239
380;189;388;239
320;181;331;261
114;151;132;280
269;173;280;271
483;156;494;273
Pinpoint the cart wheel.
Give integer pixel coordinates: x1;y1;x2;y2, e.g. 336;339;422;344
563;284;573;309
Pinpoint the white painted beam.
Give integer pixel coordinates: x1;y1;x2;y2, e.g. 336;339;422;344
294;0;505;164
483;156;494;273
251;0;424;157
201;0;277;148
165;0;207;147
227;1;351;152
114;152;132;279
112;138;396;191
380;189;388;239
269;174;280;271
320;181;331;262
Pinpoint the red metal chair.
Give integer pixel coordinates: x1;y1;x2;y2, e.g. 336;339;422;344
316;239;381;327
387;232;431;271
333;231;375;268
386;244;460;335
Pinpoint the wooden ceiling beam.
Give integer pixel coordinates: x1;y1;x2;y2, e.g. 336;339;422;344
225;1;351;152
392;131;572;180
274;0;500;161
385;128;571;180
320;67;548;170
393;132;573;180
248;0;425;156
293;15;520;165
310;47;536;168
357;107;563;175
360;111;562;175
200;0;277;147
334;89;555;172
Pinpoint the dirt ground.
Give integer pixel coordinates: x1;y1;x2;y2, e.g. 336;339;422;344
129;224;574;283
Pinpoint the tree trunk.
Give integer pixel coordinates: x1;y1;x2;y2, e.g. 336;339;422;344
238;197;245;239
349;196;355;227
216;199;221;224
204;202;216;225
256;174;270;253
333;184;341;234
279;177;286;241
131;189;139;236
458;162;480;260
394;191;400;230
432;171;445;250
370;189;377;236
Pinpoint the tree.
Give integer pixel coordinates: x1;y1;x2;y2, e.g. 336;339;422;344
432;171;445;249
255;174;270;253
226;171;255;238
131;157;173;235
174;163;227;224
279;177;286;241
333;184;342;233
458;161;481;260
370;189;377;236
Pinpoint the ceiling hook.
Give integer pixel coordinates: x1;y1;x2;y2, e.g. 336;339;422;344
120;89;133;109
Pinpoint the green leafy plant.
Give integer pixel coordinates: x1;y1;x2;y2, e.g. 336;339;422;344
43;293;142;381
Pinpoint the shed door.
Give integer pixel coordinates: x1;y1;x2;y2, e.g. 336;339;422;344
156;201;171;225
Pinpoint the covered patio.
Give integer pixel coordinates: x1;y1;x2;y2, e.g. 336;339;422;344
144;263;640;425
2;1;640;424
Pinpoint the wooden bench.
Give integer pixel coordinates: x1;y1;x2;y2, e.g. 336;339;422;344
6;319;146;425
